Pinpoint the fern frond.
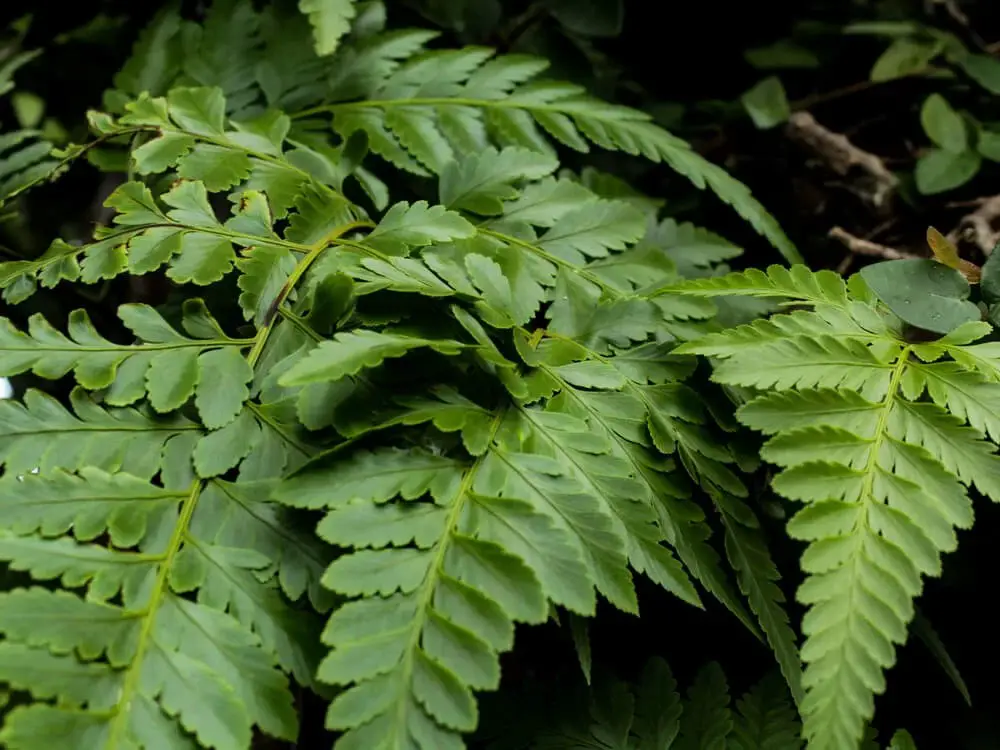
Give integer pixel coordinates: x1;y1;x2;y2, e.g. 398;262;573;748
678;266;998;749
302;42;798;260
664;265;849;307
716;491;804;707
676;308;887;358
0;471;321;748
299;0;357;57
730;672;803;750
0;387;197;478
537;372;758;635
677;662;733;749
279;328;468;385
0;129;57;202
275;426;560;747
0;301;251;427
711;336;896;402
0;18;806;745
180;0;263;112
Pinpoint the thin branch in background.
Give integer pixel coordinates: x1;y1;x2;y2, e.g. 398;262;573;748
829;226;920;260
786;112;899;210
948;195;1000;256
790;66;940;112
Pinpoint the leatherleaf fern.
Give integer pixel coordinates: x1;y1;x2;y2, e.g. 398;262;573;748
0;3;805;747
672;265;1000;750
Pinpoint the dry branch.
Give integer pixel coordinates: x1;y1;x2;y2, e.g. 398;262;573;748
787;112;899;209
828;226;919;260
948;195;1000;256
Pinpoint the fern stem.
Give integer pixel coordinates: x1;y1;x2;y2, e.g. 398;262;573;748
292;98;649;120
2;126;149;204
3;337;251;355
244;220;372;368
105;479;204;750
245;401;312;456
17;222;315;280
389;409;504;739
329;235;392;261
277;307;325;341
859;346;911;519
109;122;345;200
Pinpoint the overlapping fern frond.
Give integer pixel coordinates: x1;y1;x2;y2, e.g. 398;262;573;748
496;657;801;750
85;0;799;262
675;265;1000;750
0;4;808;748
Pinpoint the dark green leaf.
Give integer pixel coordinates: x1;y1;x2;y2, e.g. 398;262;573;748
860;259;981;334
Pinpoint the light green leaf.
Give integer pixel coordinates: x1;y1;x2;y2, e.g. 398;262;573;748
279;330;466;386
958;54;1000;94
166;86;226;136
920;94;966;152
870;38;940;81
915;148;980;195
131;132;195;174
177;144;253;191
194;347;253;429
537;200;646;265
194;409;261;477
439;146;558;215
299;0;358;56
366;200;476;256
146;348;200;412
741;77;790;130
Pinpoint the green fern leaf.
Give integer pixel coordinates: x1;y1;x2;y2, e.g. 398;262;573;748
632;657;683;749
730;672;803;750
911;361;1000;441
0;302;251;426
439;146;558;215
0;467;181;545
678;267;998;749
279;329;467;385
0;130;58;201
648;218;742;275
0;387;197;478
488;175;594;229
181;1;262;107
236;245;298;325
274;432;564;748
536;372;757;634
0;532;155;601
889;729;917;750
0;469;314;748
513;401;698;612
677;662;732;750
665;265;848;307
365;200;476;255
315;45;798;260
111;8;183;98
299;0;357;56
711;336;895;401
176;143;253;190
716;493;804;706
537;200;647;265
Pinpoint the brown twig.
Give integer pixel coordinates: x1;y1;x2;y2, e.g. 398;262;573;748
828;226;920;260
790;66;941;112
786;112;899;210
948;195;1000;256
